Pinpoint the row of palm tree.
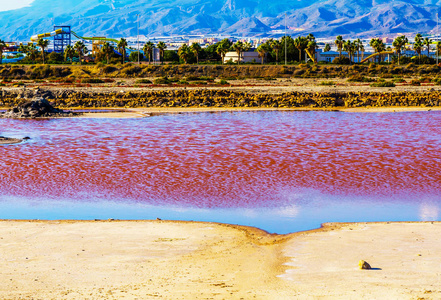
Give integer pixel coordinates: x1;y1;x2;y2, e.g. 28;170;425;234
4;34;441;66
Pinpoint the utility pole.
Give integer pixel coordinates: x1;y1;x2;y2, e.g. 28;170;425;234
285;13;287;65
137;14;140;65
437;13;439;65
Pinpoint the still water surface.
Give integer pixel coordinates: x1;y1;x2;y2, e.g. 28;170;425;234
1;111;440;233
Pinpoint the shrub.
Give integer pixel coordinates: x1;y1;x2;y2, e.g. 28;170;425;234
135;79;152;84
347;74;375;82
319;81;335;86
81;78;104;83
332;57;351;65
392;77;406;83
102;66;117;74
370;80;395;87
410;79;421;86
153;77;171;84
219;79;229;85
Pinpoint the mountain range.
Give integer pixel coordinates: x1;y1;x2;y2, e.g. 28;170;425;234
0;0;440;41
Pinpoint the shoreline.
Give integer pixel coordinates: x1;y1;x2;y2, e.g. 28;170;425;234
2;106;440;119
0;219;439;299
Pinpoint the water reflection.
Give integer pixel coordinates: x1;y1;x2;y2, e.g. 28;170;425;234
1;111;441;233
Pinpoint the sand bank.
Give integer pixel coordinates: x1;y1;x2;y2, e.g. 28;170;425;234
0;137;22;145
0;220;439;299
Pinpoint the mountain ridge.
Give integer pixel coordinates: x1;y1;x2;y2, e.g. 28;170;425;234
0;0;439;41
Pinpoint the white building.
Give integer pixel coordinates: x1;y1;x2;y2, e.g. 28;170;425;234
223;51;260;63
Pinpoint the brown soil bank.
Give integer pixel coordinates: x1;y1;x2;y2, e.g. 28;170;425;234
1;63;440;80
2;89;441;108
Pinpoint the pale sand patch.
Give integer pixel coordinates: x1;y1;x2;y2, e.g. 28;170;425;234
281;222;441;299
0;221;440;299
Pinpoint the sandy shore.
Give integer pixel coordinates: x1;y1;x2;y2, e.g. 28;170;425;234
0;137;23;145
0;220;439;299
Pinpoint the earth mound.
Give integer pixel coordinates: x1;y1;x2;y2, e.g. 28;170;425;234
0;98;80;119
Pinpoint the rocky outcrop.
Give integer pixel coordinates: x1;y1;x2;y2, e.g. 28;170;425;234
0;98;80;119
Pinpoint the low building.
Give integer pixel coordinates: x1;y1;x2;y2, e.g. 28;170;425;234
223;51;260;63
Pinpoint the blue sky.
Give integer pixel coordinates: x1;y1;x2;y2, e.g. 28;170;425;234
0;0;33;12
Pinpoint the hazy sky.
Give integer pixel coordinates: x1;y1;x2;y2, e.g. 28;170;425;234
0;0;33;12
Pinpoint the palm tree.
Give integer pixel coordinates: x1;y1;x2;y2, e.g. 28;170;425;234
360;43;365;61
343;40;353;63
156;41;167;64
270;39;282;64
392;35;408;65
143;41;155;64
117;38;128;64
101;42;114;64
36;38;49;64
256;43;270;64
370;38;385;63
64;45;75;63
216;38;231;64
0;40;6;64
293;36;308;63
232;41;244;65
437;41;441;63
26;43;37;62
355;39;363;63
178;44;191;64
335;35;344;60
323;44;331;52
74;41;88;65
423;37;432;58
413;41;423;64
190;42;202;64
307;39;318;63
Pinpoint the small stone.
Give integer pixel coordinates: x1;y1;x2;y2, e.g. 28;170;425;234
358;260;371;270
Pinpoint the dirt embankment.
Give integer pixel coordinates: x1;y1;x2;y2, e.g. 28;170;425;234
2;87;441;109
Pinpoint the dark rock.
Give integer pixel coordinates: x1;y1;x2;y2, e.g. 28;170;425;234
0;97;82;119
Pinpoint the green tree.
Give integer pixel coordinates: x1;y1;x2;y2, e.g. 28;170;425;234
216;38;232;64
370;38;385;63
437;41;441;63
270;39;282;64
178;44;192;64
0;40;6;64
307;39;318;63
190;42;202;64
117;38;128;64
27;43;38;62
232;41;245;65
392;35;408;65
343;40;356;64
323;43;331;52
423;37;432;58
293;36;309;63
355;39;363;63
256;43;271;64
101;42;114;64
143;41;155;64
156;41;167;64
36;38;49;64
413;34;423;64
129;51;143;62
64;45;75;63
334;35;344;60
74;40;88;65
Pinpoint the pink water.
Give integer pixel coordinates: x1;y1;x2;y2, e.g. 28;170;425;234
1;111;440;232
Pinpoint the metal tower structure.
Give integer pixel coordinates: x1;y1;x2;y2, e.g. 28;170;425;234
53;25;71;53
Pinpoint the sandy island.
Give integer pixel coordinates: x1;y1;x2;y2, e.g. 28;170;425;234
0;220;439;299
